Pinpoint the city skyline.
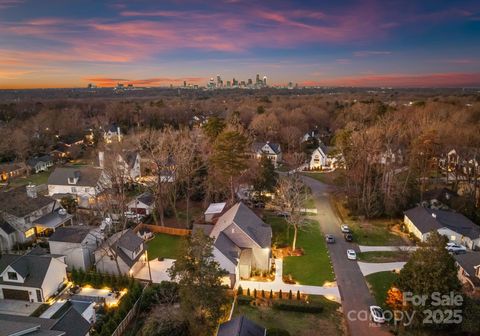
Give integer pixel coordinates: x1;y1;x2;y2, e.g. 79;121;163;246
1;0;480;89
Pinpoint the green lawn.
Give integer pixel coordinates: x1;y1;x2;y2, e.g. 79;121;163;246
332;198;406;246
233;295;344;336
283;220;334;286
146;233;184;260
365;271;399;307
357;251;409;263
265;213;334;285
10;170;50;187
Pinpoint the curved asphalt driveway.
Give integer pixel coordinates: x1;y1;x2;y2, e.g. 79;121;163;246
302;176;391;336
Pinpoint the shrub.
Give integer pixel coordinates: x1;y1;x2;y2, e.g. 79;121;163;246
237;295;254;305
253;289;257;298
288;290;293;300
237;286;243;296
269;289;273;299
261;290;265;298
267;328;291;336
247;288;251;296
296;290;301;300
272;300;323;313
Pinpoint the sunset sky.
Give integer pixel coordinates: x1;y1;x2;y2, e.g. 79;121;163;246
1;0;479;88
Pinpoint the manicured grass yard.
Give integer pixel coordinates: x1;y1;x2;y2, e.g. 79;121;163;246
357;251;410;263
233;295;344;336
146;233;184;260
265;212;334;285
10;170;50;187
365;271;399;307
332;198;407;246
283;219;334;285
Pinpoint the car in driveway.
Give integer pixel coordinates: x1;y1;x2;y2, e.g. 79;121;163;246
325;234;335;244
446;242;467;254
347;249;357;260
341;224;350;233
344;233;353;242
370;306;385;323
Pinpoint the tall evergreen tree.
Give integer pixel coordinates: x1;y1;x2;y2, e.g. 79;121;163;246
253;154;278;195
168;231;229;336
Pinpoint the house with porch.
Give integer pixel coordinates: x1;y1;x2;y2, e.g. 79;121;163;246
309;143;343;170
94;229;146;275
0;185;72;252
0;251;67;302
26;155;54;174
47;167;109;208
208;202;272;287
252;141;282;168
404;206;480;250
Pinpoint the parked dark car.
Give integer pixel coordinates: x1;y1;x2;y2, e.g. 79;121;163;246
325;234;335;244
344;233;353;242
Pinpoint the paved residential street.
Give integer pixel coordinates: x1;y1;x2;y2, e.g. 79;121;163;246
302;176;392;336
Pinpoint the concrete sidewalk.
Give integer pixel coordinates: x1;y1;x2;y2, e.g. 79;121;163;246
358;245;418;253
357;261;406;276
238;259;341;302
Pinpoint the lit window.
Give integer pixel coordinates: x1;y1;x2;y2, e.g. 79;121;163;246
25;228;35;238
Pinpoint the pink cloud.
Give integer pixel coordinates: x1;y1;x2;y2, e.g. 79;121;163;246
353;50;392;57
83;76;206;87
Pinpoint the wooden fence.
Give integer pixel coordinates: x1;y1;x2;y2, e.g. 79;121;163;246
111;284;149;336
134;223;191;236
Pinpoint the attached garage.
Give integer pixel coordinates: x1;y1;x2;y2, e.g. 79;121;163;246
2;288;29;301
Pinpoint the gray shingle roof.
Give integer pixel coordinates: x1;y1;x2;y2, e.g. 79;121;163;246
404;206;480;240
214;232;241;266
51;307;90;336
136;192;154;206
455;252;480;286
0;186;54;217
117;229;143;252
0;254;55;288
217;316;266;336
27;155;53;168
49;226;92;244
47;167;103;187
252;142;281;155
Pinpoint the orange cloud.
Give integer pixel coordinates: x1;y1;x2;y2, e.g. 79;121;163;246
83;76;206;87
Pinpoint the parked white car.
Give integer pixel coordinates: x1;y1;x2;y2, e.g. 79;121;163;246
369;306;385;323
446;242;467;254
341;224;350;233
347;249;357;260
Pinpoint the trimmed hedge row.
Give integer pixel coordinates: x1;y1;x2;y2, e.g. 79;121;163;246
237;295;254;305
272;299;323;313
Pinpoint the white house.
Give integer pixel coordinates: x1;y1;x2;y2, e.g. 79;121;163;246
26;155;54;174
102;124;122;143
404;206;480;250
0;252;67;302
308;142;343;170
98;150;141;181
47;167;109;208
94;229;146;275
0;185;72;252
49;226;103;271
208;202;272;287
252;141;282;168
127;192;154;215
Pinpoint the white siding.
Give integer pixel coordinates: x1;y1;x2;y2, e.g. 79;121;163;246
41;258;67;301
